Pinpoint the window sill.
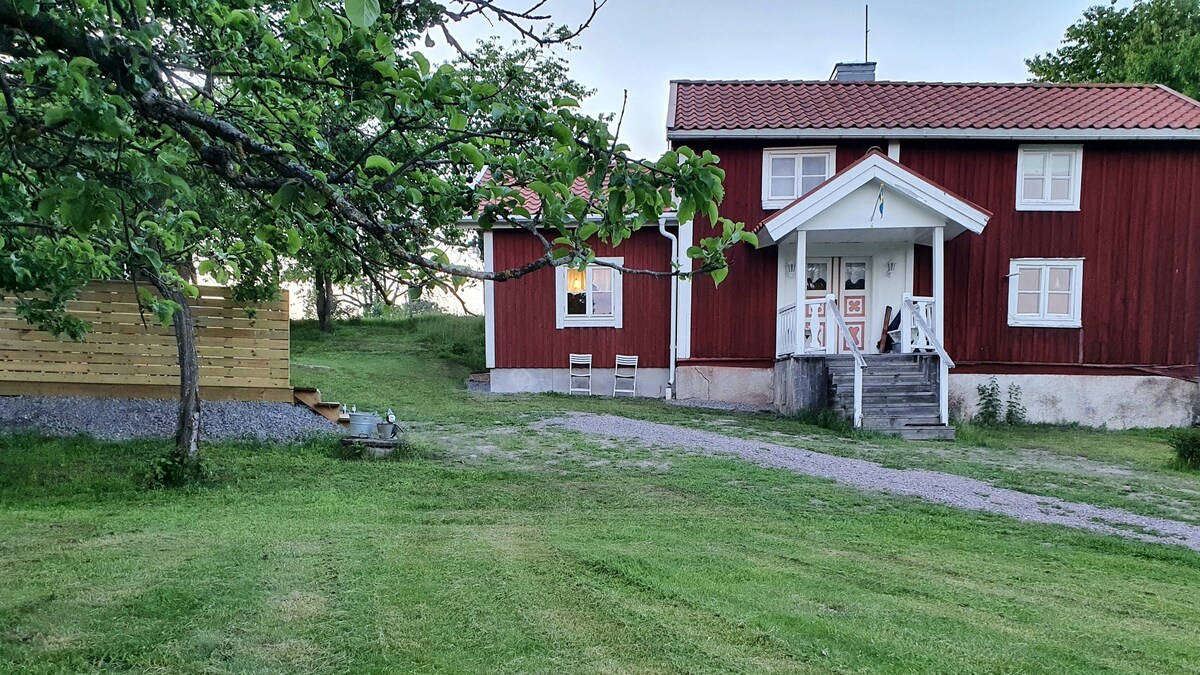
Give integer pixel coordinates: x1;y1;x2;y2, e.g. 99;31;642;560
558;318;620;329
762;199;796;211
1015;201;1080;212
1007;318;1081;329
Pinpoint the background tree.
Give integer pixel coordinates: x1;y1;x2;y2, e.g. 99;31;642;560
1027;0;1200;98
0;0;750;480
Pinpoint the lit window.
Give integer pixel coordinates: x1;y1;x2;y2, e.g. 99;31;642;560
1016;146;1082;211
556;258;623;328
762;147;836;209
1007;258;1083;328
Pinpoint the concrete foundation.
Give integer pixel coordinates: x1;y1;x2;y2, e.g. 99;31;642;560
949;373;1200;429
490;368;669;398
773;357;829;415
675;365;774;405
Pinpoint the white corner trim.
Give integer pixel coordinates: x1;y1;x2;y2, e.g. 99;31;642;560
555;257;624;329
482;231;496;368
1015;145;1083;212
666;82;679;135
677;220;694;359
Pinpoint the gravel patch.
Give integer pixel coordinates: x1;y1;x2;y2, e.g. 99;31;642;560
665;398;773;413
0;396;338;443
537;413;1200;552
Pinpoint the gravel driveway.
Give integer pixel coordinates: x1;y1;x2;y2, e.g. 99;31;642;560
0;396;337;443
538;413;1200;553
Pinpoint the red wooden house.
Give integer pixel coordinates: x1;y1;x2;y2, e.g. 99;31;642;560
481;63;1200;436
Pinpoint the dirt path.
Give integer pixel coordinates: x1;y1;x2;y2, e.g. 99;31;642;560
537;413;1200;553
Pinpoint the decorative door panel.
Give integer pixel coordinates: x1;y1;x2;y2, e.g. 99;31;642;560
802;258;832;352
839;259;870;353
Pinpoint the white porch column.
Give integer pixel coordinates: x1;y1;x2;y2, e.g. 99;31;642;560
932;224;948;424
794;231;807;354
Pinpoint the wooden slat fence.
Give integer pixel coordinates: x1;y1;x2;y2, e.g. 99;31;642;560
0;281;291;402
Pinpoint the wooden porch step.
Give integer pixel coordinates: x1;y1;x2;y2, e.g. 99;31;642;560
293;387;349;426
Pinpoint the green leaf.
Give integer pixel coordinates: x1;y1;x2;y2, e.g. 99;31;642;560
345;0;381;27
549;123;573;145
459;143;484;170
711;266;729;287
739;231;759;248
364;154;395;173
286;228;303;255
552;96;580;108
412;51;430;77
449;112;468;131
270;182;301;210
577;222;599;241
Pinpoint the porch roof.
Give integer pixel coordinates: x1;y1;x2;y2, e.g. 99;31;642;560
756;151;992;246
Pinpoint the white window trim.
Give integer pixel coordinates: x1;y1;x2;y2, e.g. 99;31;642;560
762;146;836;210
1007;258;1084;328
1015;145;1083;212
555;257;623;329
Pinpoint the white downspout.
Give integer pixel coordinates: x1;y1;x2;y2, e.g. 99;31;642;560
658;217;678;399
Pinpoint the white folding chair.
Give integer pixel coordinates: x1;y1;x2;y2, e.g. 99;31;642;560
569;353;592;395
613;354;638;397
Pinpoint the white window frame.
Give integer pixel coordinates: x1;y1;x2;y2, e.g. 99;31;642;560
762;146;836;209
555;257;623;329
1015;145;1083;212
1007;258;1084;328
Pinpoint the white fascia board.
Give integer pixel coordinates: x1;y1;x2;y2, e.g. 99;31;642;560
762;155;989;242
667;127;1200;141
458;214;680;229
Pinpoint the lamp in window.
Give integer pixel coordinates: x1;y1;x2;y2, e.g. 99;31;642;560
567;268;585;293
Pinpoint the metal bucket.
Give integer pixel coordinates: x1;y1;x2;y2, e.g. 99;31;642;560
348;412;378;437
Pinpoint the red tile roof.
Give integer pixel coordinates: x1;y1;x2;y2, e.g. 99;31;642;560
477;170;596;213
669;81;1200;133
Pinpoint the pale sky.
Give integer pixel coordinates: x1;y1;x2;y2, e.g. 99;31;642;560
428;0;1110;157
346;0;1110;317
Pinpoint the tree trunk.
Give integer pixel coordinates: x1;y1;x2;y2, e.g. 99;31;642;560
147;274;202;479
315;268;335;332
167;287;202;477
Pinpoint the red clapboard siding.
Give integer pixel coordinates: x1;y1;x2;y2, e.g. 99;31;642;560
905;140;1200;371
491;228;671;368
679;140;887;360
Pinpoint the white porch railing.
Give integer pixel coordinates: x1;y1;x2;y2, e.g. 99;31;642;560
775;303;797;357
824;294;866;429
900;293;954;424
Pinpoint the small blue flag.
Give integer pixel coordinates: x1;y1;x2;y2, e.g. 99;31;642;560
871;184;885;221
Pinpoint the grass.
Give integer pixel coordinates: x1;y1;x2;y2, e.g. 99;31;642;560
3;315;1200;672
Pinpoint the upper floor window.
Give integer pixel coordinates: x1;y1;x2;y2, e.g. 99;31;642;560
762;147;836;209
555;258;623;329
1007;258;1083;328
1016;145;1082;211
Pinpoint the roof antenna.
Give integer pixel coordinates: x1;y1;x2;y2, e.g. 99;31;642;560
864;4;870;62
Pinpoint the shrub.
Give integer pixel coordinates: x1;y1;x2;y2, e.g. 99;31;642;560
1005;383;1027;425
975;377;1003;426
1168;428;1200;470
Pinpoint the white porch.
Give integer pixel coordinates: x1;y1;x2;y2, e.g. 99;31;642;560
761;151;991;433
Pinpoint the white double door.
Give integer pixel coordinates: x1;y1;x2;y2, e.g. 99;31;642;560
803;257;871;354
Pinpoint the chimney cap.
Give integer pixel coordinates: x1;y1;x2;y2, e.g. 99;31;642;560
830;62;877;82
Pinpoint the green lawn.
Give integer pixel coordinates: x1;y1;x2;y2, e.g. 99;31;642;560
2;316;1199;673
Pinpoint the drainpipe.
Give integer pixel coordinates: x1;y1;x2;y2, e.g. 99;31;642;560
658;216;679;399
